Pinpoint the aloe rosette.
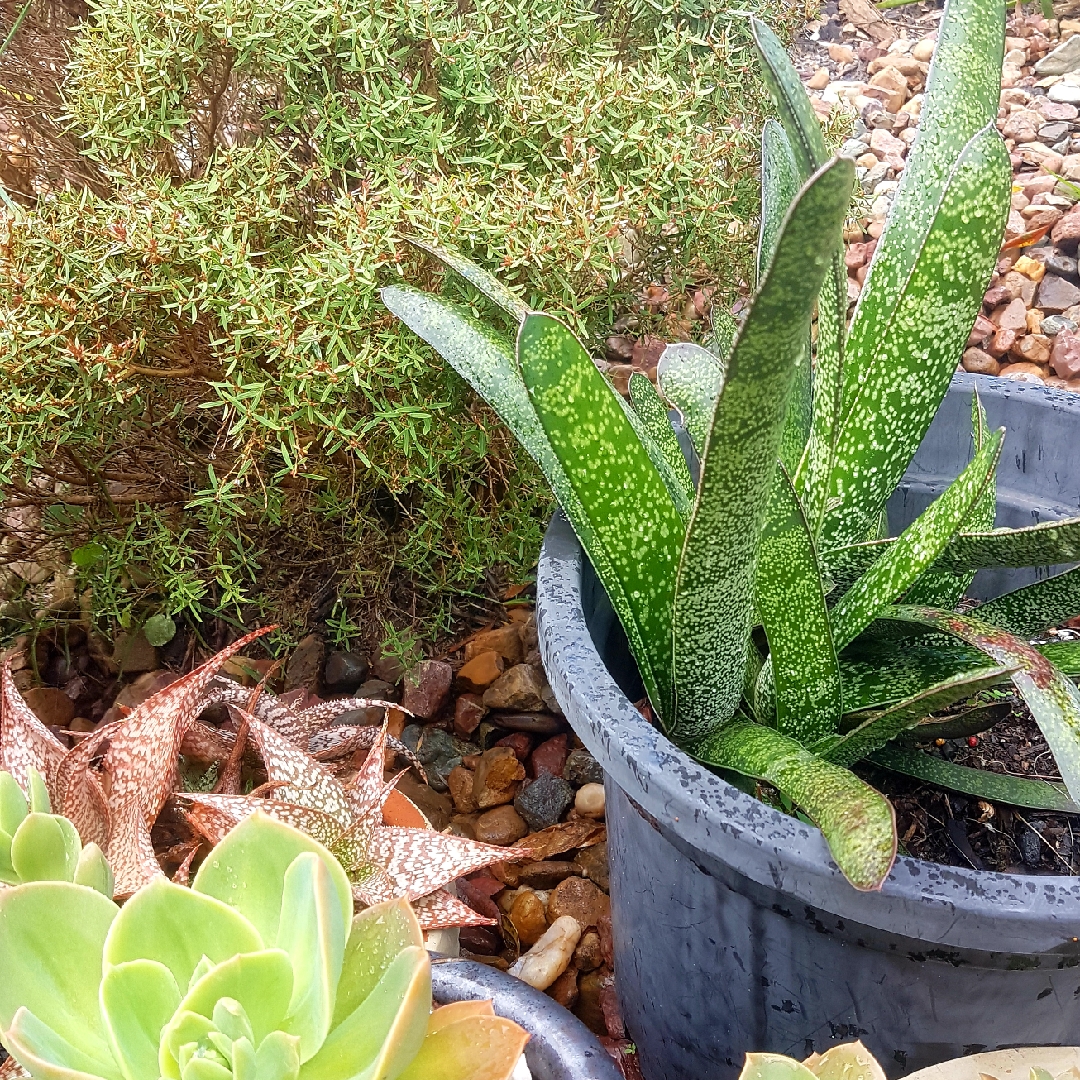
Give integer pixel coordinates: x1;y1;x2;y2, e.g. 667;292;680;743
0;812;528;1080
380;0;1080;892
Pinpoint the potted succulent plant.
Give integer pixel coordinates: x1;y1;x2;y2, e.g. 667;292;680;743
381;0;1080;1073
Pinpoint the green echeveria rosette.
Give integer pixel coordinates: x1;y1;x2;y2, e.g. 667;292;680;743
0;767;113;896
0;812;527;1080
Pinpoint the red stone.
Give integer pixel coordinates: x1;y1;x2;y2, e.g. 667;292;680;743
401;659;453;719
967;313;996;348
530;733;570;779
1052;330;1080;380
458;873;504;920
987;327;1018;358
983;284;1014;309
459;925;502;955
454;693;487;737
1052;206;1080;251
494;732;533;761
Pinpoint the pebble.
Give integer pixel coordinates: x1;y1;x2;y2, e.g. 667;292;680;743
1043;314;1078;334
402;659;453;718
519;860;581;889
456;650;505;692
323;649;369;692
515;774;575;831
1018;826;1043;866
1035;32;1080;74
112;630;158;675
530;733;569;779
547;966;580;1009
1049;83;1080;104
1045;251;1079;280
465;625;525;664
574;844;610;892
548;875;610;929
1038;273;1080;313
475;804;529;846
1052;330;1080;377
483;665;549;711
575;783;606;819
488;710;565;735
564;749;604;788
573;931;604;973
23;687;75;728
509;888;550;944
454;693;487;736
508;916;582;990
473;746;526;808
448;765;479;814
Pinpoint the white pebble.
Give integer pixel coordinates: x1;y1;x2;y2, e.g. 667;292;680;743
508;916;581;990
575;783;606;819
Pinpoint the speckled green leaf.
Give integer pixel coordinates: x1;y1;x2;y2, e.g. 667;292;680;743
1038;641;1080;677
973;566;1080;636
408;240;529;323
884;605;1080;803
671;157;855;743
704;310;739;366
839;640;991;713
820;666;1010;767
520;313;684;724
942;516;1080;569
821;126;1011;547
905;391;996;607
694;719;896;890
755;465;841;743
750;18;848;535
628;373;694;517
759;120;812;474
829;428;1003;650
827;515;1080;583
870;744;1080;813
656;342;724;458
899;700;1010;741
381;286;670;717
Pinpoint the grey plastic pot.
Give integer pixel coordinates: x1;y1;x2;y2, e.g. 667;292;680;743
535;375;1080;1080
431;957;623;1080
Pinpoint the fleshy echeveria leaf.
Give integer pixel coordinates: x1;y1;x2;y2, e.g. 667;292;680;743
519;312;685;724
694;719;896;890
671;156;855;744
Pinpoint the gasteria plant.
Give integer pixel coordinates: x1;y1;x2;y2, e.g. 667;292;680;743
0;812;529;1080
382;0;1080;890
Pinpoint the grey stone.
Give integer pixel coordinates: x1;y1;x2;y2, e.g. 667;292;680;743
1042;314;1079;335
1018;826;1042;867
1035;34;1080;76
324;649;369;692
514;774;575;832
1041;121;1072;144
1037;273;1080;314
1047;250;1079;281
285;633;325;692
416;727;469;793
564;749;604;788
357;677;398;702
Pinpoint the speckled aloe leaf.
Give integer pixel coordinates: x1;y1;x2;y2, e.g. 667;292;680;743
1037;641;1080;676
408;239;529;323
839;640;992;713
870;744;1080;813
828;427;1003;651
693;719;896;890
759;120;812;475
671;157;855;744
972;566;1080;636
625;374;693;518
750;18;847;535
520;312;684;724
821;123;1011;548
754;464;842;744
383;285;670;719
819;665;1011;767
905;391;997;607
629;372;695;512
884;605;1080;802
656;342;724;458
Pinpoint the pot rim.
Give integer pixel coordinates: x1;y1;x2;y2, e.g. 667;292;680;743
535;379;1080;952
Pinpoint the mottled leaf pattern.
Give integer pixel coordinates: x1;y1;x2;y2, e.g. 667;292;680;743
755;465;841;743
629;372;695;512
655;342;724;457
384;285;669;721
408;239;530;323
822;125;1011;546
821;666;1010;767
973;566;1080;636
828;428;1002;649
1038;641;1080;676
411;889;496;930
944;516;1080;568
672;158;855;743
885;606;1080;803
520;312;685;723
871;744;1080;813
0;662;66;793
694;718;897;890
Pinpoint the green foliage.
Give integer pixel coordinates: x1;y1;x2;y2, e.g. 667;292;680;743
0;0;791;639
0;813;528;1080
0;768;114;895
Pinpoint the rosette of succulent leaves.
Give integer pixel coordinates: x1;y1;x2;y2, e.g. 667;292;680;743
0;628;520;927
0;812;529;1080
383;0;1080;891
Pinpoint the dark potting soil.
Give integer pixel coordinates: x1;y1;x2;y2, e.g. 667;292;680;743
861;694;1080;876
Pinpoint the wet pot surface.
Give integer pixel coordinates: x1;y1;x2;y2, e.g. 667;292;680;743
536;377;1080;1080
